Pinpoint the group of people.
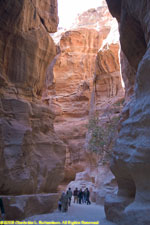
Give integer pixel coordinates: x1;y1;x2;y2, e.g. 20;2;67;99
58;187;91;212
58;188;72;212
73;187;91;205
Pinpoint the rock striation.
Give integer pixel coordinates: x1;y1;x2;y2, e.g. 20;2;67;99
82;21;124;204
47;5;119;188
105;1;150;224
93;20;124;113
71;21;124;205
0;0;65;219
49;4;124;203
51;27;103;184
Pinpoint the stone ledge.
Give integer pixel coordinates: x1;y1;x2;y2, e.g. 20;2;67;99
1;193;59;220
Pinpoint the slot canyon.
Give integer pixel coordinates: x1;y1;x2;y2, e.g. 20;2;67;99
0;0;150;224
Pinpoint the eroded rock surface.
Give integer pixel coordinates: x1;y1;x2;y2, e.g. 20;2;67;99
52;27;103;183
0;0;65;219
0;99;65;195
47;5;119;187
105;1;150;224
50;5;124;203
93;21;124;113
77;20;124;205
1;194;59;220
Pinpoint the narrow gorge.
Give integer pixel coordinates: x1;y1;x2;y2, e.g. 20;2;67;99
0;0;149;225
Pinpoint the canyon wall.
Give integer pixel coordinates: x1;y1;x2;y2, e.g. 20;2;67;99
69;19;124;204
49;4;124;203
47;5;119;188
0;0;66;219
92;19;124;114
105;1;150;224
51;27;103;184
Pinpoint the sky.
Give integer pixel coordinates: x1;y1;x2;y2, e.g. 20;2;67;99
58;0;104;28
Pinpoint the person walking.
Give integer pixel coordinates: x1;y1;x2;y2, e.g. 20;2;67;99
66;187;72;206
73;188;78;203
58;198;62;211
82;189;86;204
85;188;91;205
78;189;83;204
60;192;68;212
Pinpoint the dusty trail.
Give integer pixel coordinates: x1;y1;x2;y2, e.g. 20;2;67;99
26;203;116;225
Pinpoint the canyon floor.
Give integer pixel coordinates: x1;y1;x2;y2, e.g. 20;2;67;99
26;202;116;225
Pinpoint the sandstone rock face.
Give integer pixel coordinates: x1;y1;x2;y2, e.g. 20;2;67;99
93;21;124;113
49;5;124;204
0;98;65;195
0;0;66;219
79;20;124;205
32;0;59;33
120;51;135;100
0;0;59;95
105;1;150;224
74;3;113;32
1;194;59;220
52;27;103;183
47;5;118;186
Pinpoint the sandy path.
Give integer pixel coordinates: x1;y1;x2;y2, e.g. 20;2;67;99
26;203;116;225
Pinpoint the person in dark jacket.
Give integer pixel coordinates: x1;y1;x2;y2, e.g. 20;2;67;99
0;198;5;219
85;188;91;205
73;188;78;203
66;187;72;206
58;198;62;211
78;189;83;204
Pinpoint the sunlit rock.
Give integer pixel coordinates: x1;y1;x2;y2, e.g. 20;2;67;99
49;4;124;204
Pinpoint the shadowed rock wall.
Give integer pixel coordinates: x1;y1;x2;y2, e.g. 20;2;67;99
105;1;150;224
81;20;124;205
0;0;58;95
0;0;66;219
